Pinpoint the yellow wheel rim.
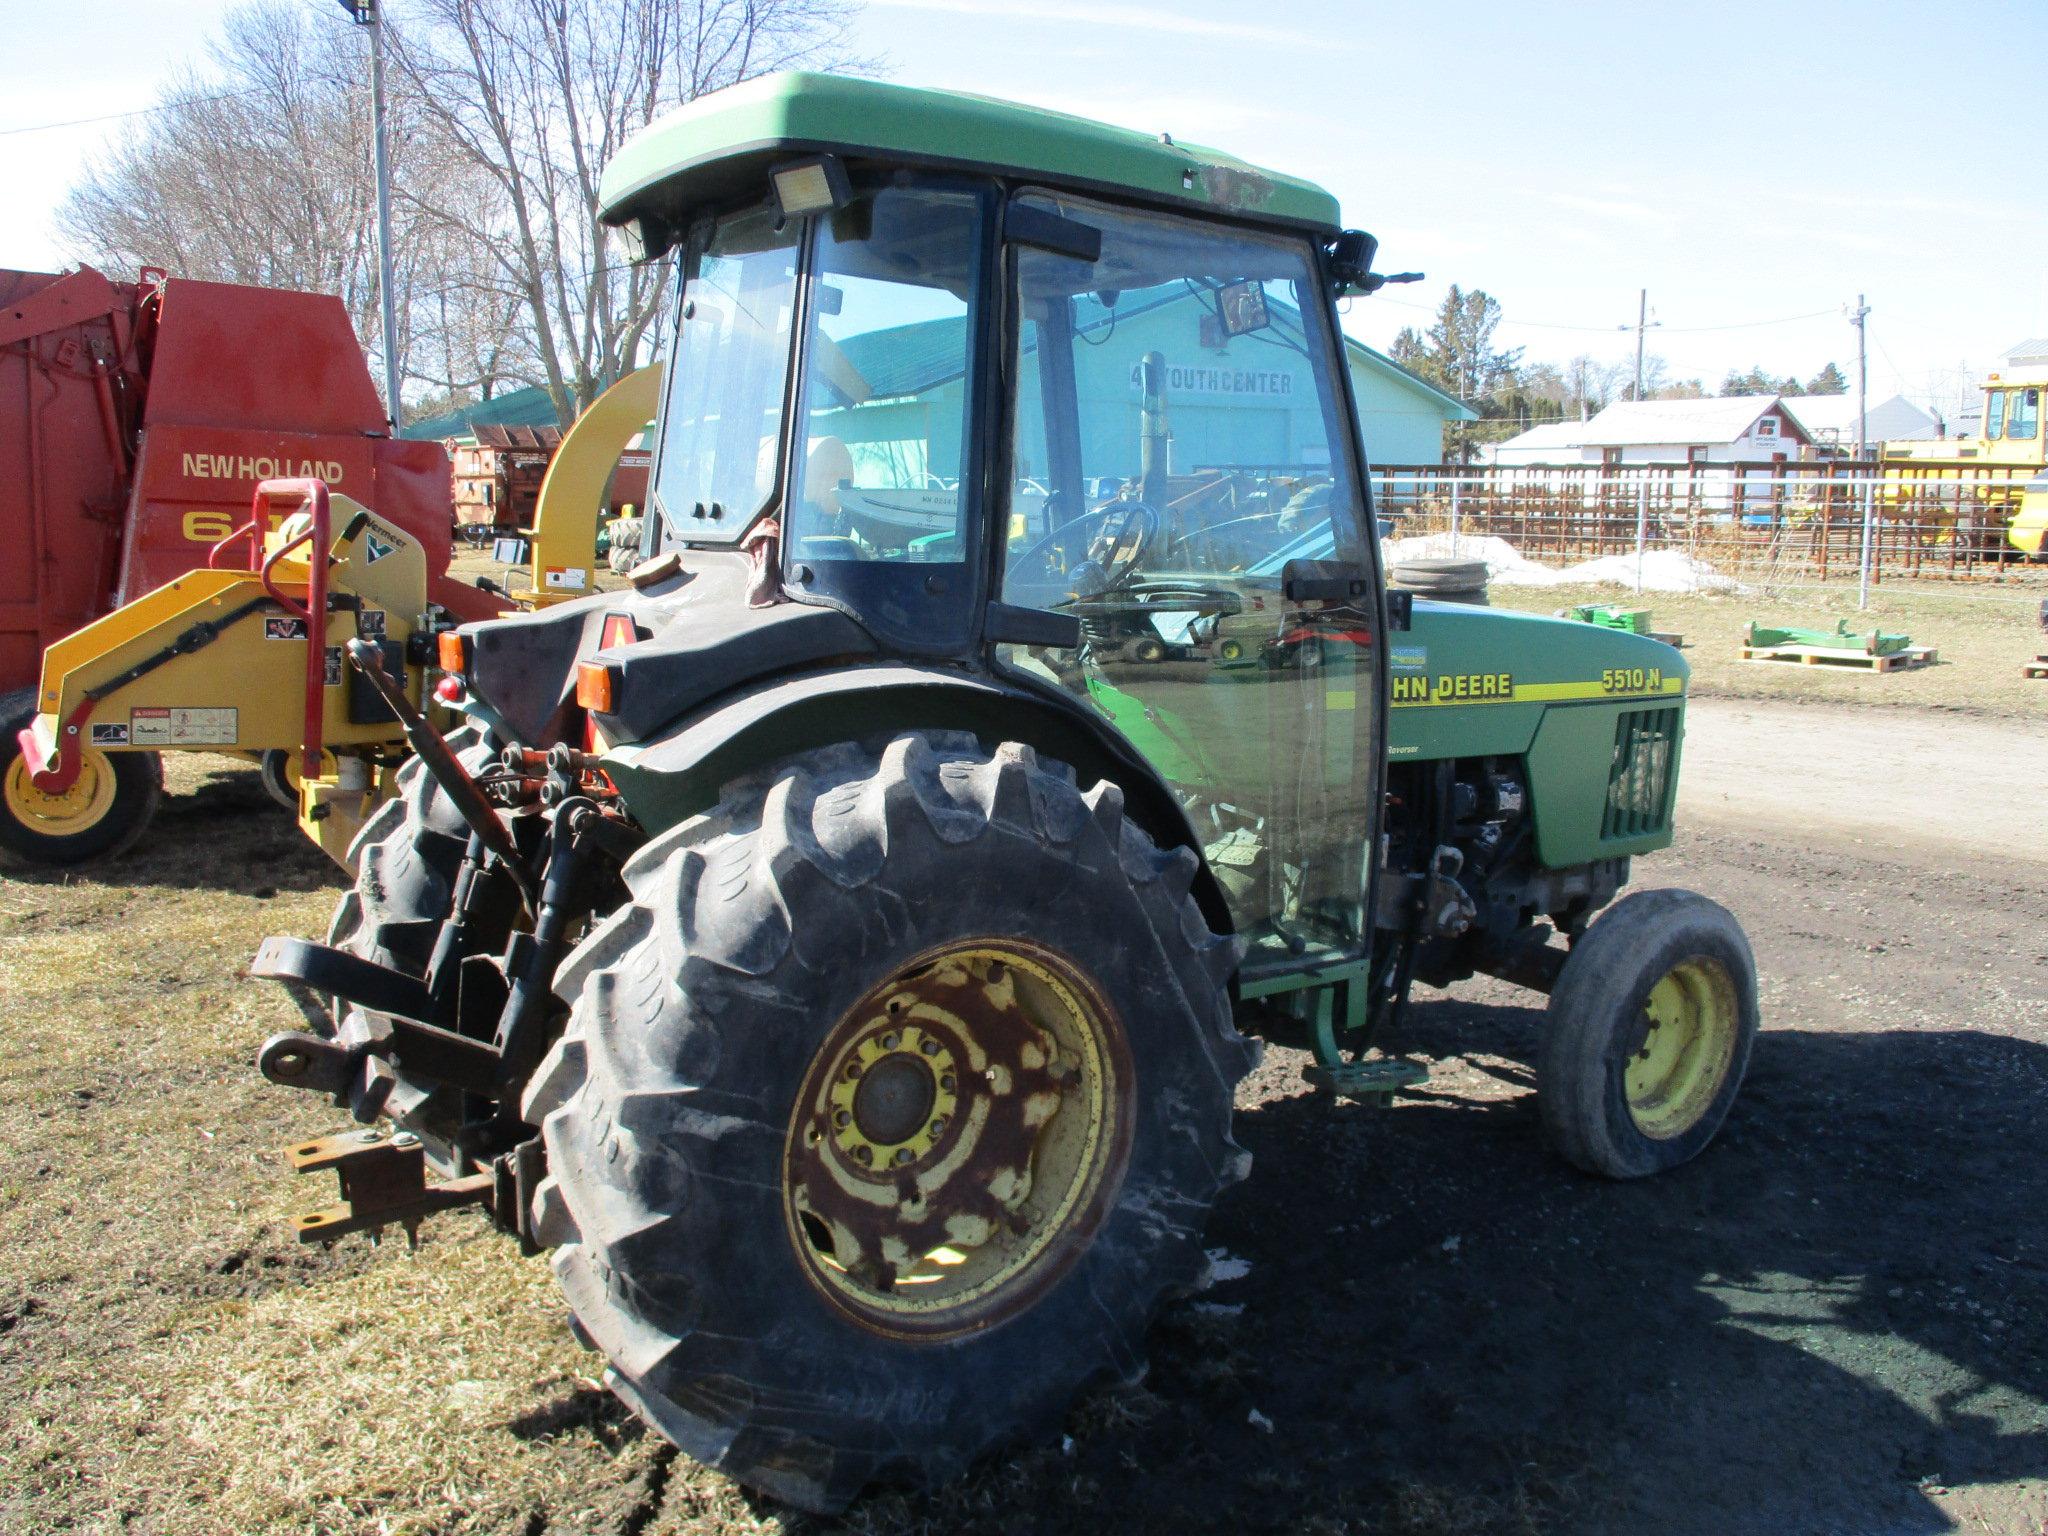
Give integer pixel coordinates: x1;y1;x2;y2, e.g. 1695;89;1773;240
1624;956;1740;1139
783;938;1130;1338
4;748;118;836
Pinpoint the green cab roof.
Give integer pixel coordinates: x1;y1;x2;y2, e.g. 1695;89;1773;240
599;72;1343;237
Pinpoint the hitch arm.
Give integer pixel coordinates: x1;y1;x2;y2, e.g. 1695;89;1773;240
346;637;537;914
286;1131;492;1245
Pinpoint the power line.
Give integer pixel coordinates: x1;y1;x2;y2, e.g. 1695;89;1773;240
0;88;265;140
1376;292;1839;336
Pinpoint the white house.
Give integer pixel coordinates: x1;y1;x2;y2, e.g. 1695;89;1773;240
1779;393;1939;453
1492;396;1814;467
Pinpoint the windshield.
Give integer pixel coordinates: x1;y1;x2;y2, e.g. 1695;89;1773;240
652;206;799;542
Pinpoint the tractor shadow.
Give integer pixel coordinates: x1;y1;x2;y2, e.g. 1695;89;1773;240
832;1004;2048;1536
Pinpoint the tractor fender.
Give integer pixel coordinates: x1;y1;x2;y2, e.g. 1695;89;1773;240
600;660;1233;936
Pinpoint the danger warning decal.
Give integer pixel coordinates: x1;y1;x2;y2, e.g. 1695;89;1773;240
129;707;238;746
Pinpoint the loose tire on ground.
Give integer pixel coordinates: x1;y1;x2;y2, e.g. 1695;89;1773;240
605;516;645;574
1390;556;1490;606
1538;887;1758;1178
0;688;162;869
522;731;1254;1511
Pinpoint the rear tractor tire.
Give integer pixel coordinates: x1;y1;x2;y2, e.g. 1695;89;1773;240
1538;888;1758;1178
0;688;162;869
522;732;1254;1511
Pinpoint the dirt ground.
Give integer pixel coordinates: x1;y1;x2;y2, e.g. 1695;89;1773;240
3;694;2046;1535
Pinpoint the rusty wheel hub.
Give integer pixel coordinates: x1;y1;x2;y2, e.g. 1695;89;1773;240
784;940;1130;1337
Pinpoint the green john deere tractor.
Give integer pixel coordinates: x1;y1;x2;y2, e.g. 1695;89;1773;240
253;73;1758;1512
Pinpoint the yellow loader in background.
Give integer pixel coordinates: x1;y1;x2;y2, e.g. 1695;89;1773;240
1880;365;2047;557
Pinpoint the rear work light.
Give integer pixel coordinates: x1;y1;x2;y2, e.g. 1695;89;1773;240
575;662;618;714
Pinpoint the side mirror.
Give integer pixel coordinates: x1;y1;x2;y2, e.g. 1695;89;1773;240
1385;589;1413;632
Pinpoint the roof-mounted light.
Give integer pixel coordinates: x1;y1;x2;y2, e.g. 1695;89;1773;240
611;214;673;265
770;155;851;221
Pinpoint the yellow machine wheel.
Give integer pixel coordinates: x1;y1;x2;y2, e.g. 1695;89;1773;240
1539;888;1758;1178
0;690;162;869
782;938;1128;1336
1622;959;1742;1139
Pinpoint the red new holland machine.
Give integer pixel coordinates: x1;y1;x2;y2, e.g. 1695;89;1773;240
0;263;497;864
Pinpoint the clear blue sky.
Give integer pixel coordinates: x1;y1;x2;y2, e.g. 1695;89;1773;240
4;0;2041;416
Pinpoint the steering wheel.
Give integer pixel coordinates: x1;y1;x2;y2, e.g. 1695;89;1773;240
1010;500;1162;601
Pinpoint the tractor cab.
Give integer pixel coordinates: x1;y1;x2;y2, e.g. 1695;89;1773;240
607;74;1390;978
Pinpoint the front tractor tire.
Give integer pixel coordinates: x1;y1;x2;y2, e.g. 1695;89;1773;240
522;732;1253;1512
0;688;162;869
1538;888;1759;1179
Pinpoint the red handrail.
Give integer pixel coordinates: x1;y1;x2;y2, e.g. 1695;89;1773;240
207;514;266;571
245;478;333;779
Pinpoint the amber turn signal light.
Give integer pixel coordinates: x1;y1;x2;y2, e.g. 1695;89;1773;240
575;662;617;714
436;631;468;673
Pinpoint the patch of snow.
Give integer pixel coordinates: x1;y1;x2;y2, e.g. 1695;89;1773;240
1383;532;1743;595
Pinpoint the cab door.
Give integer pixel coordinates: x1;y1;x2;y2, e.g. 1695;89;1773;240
996;193;1383;976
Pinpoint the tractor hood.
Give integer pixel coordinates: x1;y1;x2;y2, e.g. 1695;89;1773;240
1388;600;1686;762
457;551;875;746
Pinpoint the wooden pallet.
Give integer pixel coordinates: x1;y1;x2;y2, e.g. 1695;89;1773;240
1739;643;1937;673
2025;654;2048;680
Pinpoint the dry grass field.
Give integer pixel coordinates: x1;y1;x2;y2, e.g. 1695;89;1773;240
1494;575;2048;719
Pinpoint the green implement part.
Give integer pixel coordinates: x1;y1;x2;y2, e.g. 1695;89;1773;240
598;72;1343;238
1744;618;1912;657
1569;604;1651;634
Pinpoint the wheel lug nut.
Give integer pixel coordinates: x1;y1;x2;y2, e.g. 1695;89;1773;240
893;1147;914;1166
940;1073;957;1091
844;1062;861;1079
881;1031;900;1050
929;1119;947;1138
852;1145;872;1165
833;1109;851;1127
920;1038;939;1056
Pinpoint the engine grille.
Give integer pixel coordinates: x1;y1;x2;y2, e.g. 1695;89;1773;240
1602;706;1681;840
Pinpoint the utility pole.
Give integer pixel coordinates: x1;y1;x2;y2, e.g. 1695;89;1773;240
1851;294;1873;610
1617;290;1658;400
1851;294;1870;458
339;0;403;431
1633;288;1648;401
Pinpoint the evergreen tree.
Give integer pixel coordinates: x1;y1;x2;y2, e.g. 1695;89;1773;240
1805;362;1848;395
1398;285;1525;460
1719;365;1798;397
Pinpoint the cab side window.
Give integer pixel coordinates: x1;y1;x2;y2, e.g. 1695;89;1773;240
2009;387;2040;441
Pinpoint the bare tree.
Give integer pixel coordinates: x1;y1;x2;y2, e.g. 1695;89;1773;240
389;0;864;423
